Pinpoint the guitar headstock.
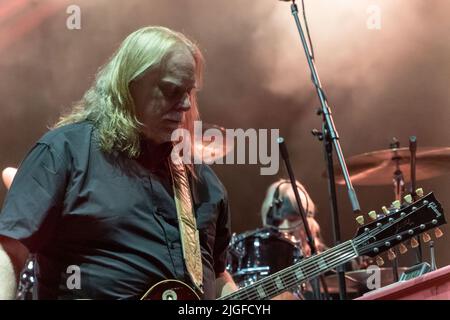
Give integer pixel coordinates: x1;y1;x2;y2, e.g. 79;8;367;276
353;189;446;264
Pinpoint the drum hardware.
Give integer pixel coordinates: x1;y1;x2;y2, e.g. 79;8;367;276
278;137;330;300
16;254;37;300
429;241;437;272
280;0;374;299
226;228;303;292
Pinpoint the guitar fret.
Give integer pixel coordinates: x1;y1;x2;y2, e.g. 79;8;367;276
316;257;328;270
256;285;265;298
294;267;305;280
275;276;284;290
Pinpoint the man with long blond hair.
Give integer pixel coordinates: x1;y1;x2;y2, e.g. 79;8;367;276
0;26;236;299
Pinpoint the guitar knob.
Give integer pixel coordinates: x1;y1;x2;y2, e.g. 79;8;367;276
415;188;424;197
399;243;408;254
411;237;419;248
368;210;377;220
422;232;431;243
376;256;384;267
387;248;397;261
434;227;444;238
356;215;365;225
162;289;178;300
381;206;389;215
403;194;413;204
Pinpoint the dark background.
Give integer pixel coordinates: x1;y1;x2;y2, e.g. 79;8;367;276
1;0;449;273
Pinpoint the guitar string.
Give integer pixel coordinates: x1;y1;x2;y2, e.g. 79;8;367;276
224;241;354;300
229;247;356;300
222;241;355;300
220;241;352;300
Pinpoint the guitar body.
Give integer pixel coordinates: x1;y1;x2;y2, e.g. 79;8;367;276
141;279;200;300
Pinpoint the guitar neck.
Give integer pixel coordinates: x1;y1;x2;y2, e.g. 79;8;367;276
220;240;358;300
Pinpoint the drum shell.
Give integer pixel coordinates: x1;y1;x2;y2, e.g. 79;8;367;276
226;228;303;288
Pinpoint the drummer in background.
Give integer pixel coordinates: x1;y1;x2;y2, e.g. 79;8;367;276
261;179;367;300
259;179;327;300
260;179;326;257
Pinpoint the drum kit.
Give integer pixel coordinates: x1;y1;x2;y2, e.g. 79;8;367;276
226;144;450;299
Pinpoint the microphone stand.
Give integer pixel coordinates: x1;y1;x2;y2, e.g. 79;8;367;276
409;136;423;264
278;137;330;300
283;0;361;300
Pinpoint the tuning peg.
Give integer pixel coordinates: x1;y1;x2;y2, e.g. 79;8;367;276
368;210;377;220
392;200;401;210
434;227;443;238
399;243;408;254
411;237;419;248
415;188;424;197
403;194;413;204
376;256;384;266
422;232;431;243
356;215;365;225
387;248;397;261
381;206;389;215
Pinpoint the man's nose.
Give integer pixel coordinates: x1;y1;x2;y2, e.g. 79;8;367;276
175;94;191;112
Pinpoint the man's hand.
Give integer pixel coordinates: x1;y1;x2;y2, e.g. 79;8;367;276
215;270;238;298
0;236;28;299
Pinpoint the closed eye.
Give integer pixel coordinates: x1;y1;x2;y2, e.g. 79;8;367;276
159;81;196;100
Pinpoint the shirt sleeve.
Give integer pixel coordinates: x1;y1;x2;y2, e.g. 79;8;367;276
0;142;68;252
213;191;232;276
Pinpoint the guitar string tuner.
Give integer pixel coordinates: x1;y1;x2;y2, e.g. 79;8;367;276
434;227;443;238
411;237;419;248
422;232;431;243
403;194;413;204
376;256;384;267
368;210;377;220
399;243;408;254
392;200;401;209
415;188;424;197
387;248;397;261
356;215;365;225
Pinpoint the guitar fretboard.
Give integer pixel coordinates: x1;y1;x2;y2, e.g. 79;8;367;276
220;240;358;300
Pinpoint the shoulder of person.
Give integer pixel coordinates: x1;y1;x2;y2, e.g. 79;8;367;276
38;121;95;146
27;121;96;167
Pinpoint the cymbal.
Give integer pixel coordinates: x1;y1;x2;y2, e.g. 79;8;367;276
323;267;408;293
330;147;450;186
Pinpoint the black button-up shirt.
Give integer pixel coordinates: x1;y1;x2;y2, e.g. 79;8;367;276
0;121;231;299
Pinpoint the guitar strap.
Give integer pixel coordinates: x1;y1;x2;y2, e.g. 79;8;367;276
168;159;204;294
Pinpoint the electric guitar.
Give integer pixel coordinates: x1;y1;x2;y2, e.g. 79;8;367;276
141;191;446;300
